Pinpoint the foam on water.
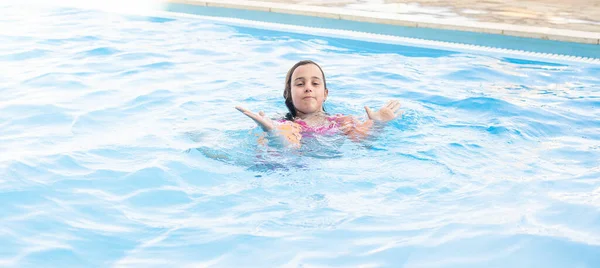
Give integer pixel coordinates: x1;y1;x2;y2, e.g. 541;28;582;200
1;3;600;267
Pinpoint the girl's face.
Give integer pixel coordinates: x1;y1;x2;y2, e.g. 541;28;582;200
290;64;328;116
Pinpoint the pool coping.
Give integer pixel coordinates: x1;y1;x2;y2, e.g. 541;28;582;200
167;0;600;45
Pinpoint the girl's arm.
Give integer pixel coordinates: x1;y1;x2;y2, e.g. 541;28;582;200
336;115;374;142
236;106;302;148
269;121;302;148
337;100;402;141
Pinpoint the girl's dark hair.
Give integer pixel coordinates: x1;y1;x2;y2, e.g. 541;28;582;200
283;60;327;120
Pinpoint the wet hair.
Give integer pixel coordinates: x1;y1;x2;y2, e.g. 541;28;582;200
283;60;327;120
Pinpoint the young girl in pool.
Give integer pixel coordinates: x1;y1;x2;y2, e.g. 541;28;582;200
235;60;402;147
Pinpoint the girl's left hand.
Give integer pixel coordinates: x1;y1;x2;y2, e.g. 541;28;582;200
364;100;402;122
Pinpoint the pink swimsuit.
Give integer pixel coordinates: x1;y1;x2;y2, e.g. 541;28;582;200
278;115;342;135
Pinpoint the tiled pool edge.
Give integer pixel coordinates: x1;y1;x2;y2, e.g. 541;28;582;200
168;0;600;45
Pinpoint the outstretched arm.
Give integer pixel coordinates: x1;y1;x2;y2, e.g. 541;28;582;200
338;100;402;141
336;116;374;142
235;106;302;147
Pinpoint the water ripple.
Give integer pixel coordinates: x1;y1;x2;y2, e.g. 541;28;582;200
1;49;50;61
1;4;599;268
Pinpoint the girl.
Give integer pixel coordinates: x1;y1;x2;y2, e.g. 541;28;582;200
235;60;402;148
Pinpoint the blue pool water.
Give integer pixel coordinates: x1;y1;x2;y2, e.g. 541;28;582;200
1;4;600;267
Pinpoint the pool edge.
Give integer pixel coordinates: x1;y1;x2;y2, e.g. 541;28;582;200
169;0;600;45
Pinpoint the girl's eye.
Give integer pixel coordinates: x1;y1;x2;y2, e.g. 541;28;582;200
313;83;320;86
296;83;303;86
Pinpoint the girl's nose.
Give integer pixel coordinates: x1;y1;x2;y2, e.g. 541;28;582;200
305;86;313;92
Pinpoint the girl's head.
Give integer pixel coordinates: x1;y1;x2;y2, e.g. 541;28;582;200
283;60;328;120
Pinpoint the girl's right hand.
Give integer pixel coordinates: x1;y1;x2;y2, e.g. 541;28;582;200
364;100;402;122
235;106;275;132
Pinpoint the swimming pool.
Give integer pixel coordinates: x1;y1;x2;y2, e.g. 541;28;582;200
1;3;600;267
